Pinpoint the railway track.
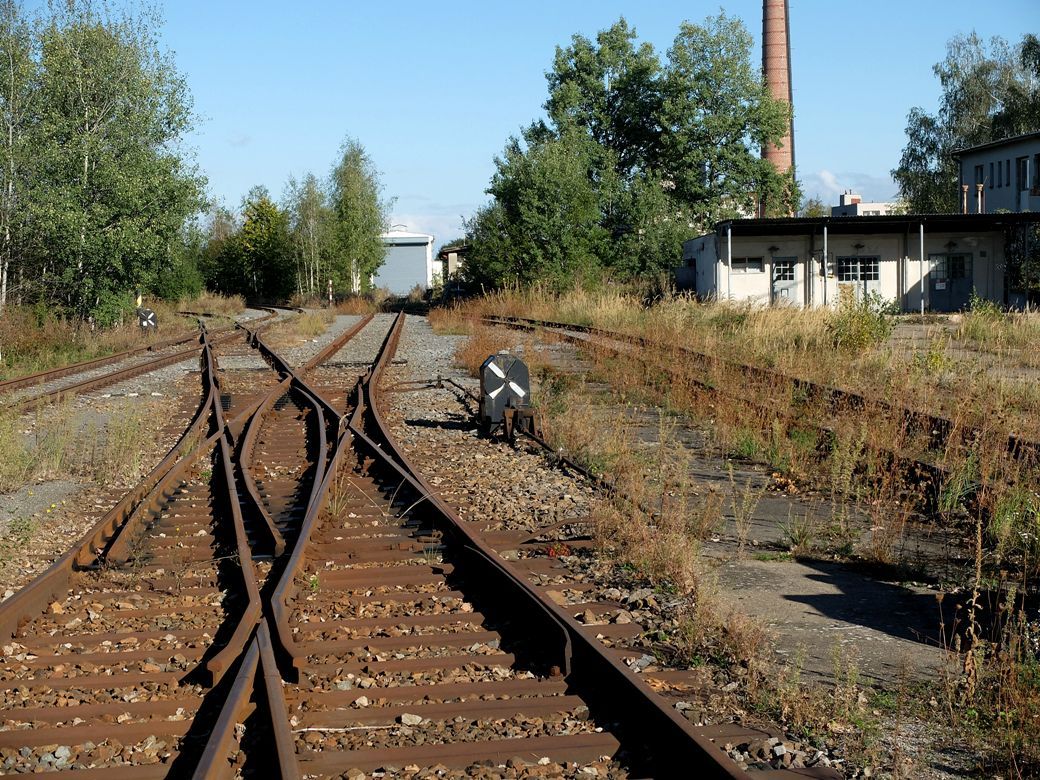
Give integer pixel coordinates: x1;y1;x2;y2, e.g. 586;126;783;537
194;314;836;778
482;314;1040;511
0;308;282;411
0;311;835;777
483;314;1040;461
0;326;260;775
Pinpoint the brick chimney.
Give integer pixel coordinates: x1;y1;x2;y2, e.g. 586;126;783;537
762;0;794;176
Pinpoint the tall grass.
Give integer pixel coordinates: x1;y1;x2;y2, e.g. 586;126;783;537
0;294;244;382
0;399;160;492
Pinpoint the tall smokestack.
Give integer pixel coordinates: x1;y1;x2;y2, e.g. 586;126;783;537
762;0;794;177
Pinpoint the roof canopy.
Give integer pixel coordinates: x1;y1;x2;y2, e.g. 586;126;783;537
715;212;1040;237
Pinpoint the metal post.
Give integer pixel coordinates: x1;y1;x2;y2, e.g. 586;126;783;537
822;225;828;306
726;225;733;301
919;222;925;314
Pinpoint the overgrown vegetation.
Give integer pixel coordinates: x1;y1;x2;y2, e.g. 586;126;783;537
437;289;1040;775
0;1;205;324
0;398;161;492
0;293;242;381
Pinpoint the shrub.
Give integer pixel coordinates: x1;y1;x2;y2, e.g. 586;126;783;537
827;293;894;353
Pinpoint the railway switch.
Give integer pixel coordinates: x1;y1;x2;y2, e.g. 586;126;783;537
479;352;541;440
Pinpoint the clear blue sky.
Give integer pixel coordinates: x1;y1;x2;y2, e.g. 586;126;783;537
146;1;1040;244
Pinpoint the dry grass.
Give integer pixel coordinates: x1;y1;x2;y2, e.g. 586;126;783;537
0;294;244;382
180;292;244;318
0;399;161;492
440;290;1040;580
335;296;382;315
435;287;1040;441
266;309;334;347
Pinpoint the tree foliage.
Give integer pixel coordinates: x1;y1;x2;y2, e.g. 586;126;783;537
893;32;1040;213
463;14;795;290
328;138;389;293
0;1;204;323
285;172;333;298
201;137;389;301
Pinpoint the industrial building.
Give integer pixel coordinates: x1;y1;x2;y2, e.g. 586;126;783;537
680;213;1039;312
372;231;436;295
954;131;1040;214
831;191;897;217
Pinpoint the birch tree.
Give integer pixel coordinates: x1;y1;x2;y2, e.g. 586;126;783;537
30;1;203;323
329;138;389;293
0;0;34;311
893;33;1040;213
285;173;333;297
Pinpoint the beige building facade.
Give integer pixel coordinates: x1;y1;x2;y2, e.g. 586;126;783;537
681;214;1037;312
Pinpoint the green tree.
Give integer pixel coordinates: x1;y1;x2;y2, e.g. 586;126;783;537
893;32;1039;213
236;186;293;300
328;137;388;293
152;222;204;300
462;202;513;291
606;171;691;278
464;14;795;289
27;2;203;323
198;204;238;294
660;13;794;223
799;196;828;218
545;18;662;177
483;128;606;287
285;172;333;298
0;0;35;312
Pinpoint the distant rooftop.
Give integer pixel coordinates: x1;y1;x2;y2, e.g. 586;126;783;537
380;230;434;245
713;211;1040;236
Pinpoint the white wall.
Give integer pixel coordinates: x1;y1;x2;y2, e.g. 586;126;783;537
682;227;1008;312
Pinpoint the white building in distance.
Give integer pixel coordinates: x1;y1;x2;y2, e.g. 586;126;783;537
372;231;436;295
831;190;897;217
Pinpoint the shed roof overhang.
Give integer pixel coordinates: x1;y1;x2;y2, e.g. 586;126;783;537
715;212;1040;238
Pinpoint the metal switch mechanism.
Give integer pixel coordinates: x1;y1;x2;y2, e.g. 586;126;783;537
479;352;542;440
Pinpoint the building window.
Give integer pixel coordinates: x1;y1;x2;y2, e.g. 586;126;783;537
974;164;984;187
773;259;795;281
997;161;1003;187
1035;154;1040;190
990;162;995;188
835;256;880;282
731;257;763;273
1007;159;1012;188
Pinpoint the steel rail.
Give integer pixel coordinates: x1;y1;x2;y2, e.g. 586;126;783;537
0;323;229;395
4;309;279;412
0;326;222;639
232;316;374;556
358;314;749;776
194;312;826;777
0;324;266;776
485;314;960;510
